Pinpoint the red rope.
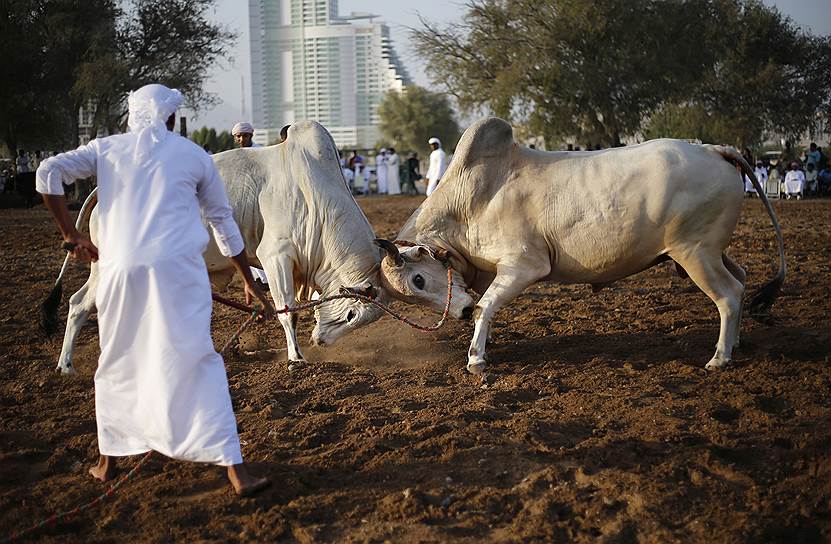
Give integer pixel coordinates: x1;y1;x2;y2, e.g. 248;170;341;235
4;268;456;542
215;267;454;332
2;451;153;543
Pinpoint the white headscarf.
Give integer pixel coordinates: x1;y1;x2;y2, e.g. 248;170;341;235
127;84;183;160
231;122;254;136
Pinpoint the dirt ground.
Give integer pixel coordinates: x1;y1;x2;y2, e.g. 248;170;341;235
1;196;830;543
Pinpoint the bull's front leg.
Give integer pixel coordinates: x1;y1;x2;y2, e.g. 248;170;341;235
258;249;306;365
467;264;548;374
57;265;99;375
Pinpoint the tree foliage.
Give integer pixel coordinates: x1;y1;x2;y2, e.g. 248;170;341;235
378;86;461;155
190;127;234;153
413;0;831;148
75;0;237;136
0;0;235;153
643;2;831;146
0;0;116;151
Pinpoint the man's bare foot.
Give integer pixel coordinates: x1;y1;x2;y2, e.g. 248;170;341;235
227;463;270;497
88;455;117;482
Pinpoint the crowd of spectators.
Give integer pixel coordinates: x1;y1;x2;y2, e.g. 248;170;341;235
742;141;830;200
342;147;423;197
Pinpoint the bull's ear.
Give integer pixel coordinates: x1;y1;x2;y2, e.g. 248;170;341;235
341;281;377;299
375;238;403;267
433;248;450;262
418;245;448;263
358;282;377;299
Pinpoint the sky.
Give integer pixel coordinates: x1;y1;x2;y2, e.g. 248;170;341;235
190;0;831;131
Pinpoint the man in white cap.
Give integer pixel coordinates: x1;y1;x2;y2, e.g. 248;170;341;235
231;122;262;148
425;137;447;196
36;83;274;497
375;148;388;194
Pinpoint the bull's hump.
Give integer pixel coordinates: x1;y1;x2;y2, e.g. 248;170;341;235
453;117;515;169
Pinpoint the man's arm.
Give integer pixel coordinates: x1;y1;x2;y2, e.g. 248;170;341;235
41;194;99;262
37;143;99;262
196;159;274;318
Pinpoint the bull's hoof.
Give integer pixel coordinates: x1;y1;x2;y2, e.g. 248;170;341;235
287;360;306;372
705;357;729;371
56;363;77;376
466;357;487;375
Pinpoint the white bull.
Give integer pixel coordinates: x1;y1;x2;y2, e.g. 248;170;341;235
46;121;385;374
378;117;786;374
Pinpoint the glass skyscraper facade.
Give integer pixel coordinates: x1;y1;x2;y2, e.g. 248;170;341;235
249;0;410;148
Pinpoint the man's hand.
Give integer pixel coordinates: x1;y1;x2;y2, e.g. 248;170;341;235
41;194;99;262
64;231;99;262
227;249;275;319
244;279;275;319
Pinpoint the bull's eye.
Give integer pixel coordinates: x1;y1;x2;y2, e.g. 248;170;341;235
413;274;425;290
347;310;356;322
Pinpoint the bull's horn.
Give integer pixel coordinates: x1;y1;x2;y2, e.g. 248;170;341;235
374;238;403;267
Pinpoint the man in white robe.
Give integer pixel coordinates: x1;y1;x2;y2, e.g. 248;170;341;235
357;162;370;195
745;161;767;196
783;163;805;199
386;147;401;195
37;84;274;497
375;148;388;194
425;137;448;196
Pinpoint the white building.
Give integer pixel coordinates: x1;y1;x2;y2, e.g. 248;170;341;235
78;100;116;146
248;0;410;148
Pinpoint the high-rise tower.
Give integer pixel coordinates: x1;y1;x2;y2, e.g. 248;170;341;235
248;0;410;148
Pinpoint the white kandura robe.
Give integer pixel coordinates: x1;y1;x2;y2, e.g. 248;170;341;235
36;133;246;466
784;170;804;195
356;165;370;194
375;154;388;194
425;148;448;196
745;167;767;193
386;153;401;195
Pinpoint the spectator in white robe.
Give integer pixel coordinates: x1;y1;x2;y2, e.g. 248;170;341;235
386;147;401;195
375;148;388;194
744;160;767;196
425;137;447;196
360;162;372;195
784;162;805;199
340;158;355;190
232;121;262;148
36;84;274;497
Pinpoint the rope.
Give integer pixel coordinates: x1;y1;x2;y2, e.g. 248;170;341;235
2;451;153;544
219;309;261;356
6;267;454;541
214;267;454;333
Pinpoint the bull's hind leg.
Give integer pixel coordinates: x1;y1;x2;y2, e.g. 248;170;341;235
672;250;744;370
722;254;746;348
57;264;99;375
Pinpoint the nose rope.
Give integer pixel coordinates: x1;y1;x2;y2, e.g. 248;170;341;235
215;267;454;353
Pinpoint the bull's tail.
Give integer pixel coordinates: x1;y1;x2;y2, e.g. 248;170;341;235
39;187;99;336
704;145;786;319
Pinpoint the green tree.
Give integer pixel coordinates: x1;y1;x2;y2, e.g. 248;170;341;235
0;0;236;154
643;2;831;147
413;0;830;148
0;0;117;152
412;0;721;147
74;0;236;137
216;130;235;152
378;86;460;156
190;127;233;152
